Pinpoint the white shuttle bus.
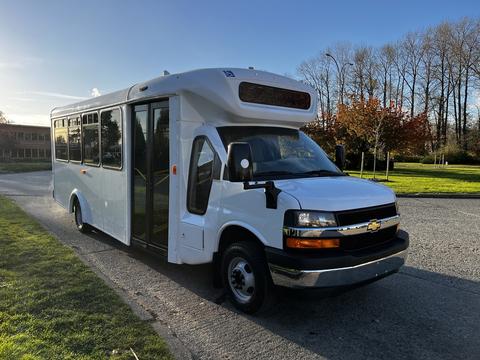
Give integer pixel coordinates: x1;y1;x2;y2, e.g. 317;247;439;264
51;68;409;313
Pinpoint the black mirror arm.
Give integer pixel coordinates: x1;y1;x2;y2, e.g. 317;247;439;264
243;181;281;209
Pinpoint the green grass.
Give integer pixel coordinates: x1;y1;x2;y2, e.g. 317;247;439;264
0;162;52;174
0;196;171;360
348;162;480;194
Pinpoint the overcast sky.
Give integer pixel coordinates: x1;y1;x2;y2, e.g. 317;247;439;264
1;0;478;126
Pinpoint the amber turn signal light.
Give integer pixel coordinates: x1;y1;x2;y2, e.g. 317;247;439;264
286;237;340;249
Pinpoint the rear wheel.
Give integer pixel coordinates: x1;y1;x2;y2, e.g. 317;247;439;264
74;200;91;233
221;241;275;314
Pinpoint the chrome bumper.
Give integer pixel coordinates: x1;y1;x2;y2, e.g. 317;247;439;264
269;250;407;288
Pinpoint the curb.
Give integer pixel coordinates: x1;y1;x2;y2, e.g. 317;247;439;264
397;193;480;199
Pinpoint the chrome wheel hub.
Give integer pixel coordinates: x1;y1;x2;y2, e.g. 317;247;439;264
228;257;255;303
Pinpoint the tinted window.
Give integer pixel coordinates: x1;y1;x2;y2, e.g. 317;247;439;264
187;137;217;215
101;109;122;168
82;113;99;165
54;119;68;160
68;116;82;161
239;82;311;110
218;126;341;180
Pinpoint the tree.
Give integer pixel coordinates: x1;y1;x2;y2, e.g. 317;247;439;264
0;111;15;155
297;17;480;158
0;111;8;124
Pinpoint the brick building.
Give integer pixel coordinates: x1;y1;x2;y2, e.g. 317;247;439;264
0;124;51;161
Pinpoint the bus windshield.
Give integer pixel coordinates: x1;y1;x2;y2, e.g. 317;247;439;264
217;126;344;180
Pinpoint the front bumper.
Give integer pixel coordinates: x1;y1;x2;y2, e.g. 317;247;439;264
266;230;409;288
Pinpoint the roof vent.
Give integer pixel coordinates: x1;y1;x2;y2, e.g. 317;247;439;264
248;66;254;70
162;70;170;76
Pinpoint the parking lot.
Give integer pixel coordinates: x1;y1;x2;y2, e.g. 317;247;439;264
1;171;479;360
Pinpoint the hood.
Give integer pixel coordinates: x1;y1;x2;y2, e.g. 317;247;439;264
275;176;396;211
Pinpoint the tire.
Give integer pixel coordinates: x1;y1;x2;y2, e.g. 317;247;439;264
221;241;276;314
73;200;91;233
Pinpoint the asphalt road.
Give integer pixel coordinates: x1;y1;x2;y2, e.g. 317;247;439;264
1;171;479;360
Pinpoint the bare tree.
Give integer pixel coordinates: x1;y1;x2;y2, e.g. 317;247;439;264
297;17;480;154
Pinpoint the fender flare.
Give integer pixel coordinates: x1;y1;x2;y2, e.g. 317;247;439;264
69;189;93;225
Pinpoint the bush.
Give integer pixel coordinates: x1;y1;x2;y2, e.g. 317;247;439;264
421;150;480;165
394;154;423;163
346;153;394;170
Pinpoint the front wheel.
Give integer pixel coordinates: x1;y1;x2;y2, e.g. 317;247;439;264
74;200;91;233
221;242;275;314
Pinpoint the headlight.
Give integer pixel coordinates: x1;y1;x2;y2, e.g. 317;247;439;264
295;211;337;228
395;200;400;215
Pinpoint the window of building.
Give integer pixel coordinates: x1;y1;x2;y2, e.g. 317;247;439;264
82;113;99;165
68;116;82;161
25;148;31;158
39;149;44;158
101;109;122;168
18;149;24;158
32;133;38;141
25;133;31;141
54;119;68;160
187;137;219;215
17;132;24;141
32;149;38;158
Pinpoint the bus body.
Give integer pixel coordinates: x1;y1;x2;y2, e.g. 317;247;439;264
51;68;409;313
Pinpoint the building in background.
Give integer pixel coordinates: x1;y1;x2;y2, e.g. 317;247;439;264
0;124;51;161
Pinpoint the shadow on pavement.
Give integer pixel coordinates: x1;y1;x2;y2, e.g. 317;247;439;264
90;230;480;360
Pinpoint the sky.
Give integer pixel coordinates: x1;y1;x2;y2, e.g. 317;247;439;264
1;0;479;126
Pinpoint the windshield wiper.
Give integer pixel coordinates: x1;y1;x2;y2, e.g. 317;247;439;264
254;170;297;177
299;169;345;177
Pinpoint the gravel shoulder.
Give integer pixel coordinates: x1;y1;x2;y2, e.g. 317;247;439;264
1;171;479;360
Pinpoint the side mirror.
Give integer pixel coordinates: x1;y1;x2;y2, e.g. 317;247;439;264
227;142;253;182
335;144;346;170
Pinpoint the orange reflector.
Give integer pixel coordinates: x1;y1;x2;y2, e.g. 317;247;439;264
172;164;177;175
286;237;340;249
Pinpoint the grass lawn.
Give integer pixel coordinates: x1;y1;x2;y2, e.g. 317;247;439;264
0;162;52;174
348;162;480;194
0;196;171;360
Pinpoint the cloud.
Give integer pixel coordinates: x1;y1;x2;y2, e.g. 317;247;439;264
0;57;43;70
0;62;24;69
91;88;101;97
6;113;50;126
27;91;87;101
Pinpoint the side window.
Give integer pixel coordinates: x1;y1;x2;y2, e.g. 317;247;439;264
54;119;68;160
82;113;100;165
68;117;82;161
187;137;219;215
101;109;122;168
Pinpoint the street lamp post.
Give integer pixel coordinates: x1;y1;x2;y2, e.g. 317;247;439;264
325;53;352;106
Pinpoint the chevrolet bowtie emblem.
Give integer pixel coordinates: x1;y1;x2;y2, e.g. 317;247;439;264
367;219;381;232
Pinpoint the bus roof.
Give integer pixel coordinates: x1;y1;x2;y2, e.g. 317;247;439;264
50;68;317;126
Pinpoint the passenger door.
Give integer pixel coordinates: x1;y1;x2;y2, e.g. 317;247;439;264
131;101;170;251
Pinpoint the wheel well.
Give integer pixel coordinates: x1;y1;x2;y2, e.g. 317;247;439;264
217;225;265;255
212;225;265;288
70;195;79;213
